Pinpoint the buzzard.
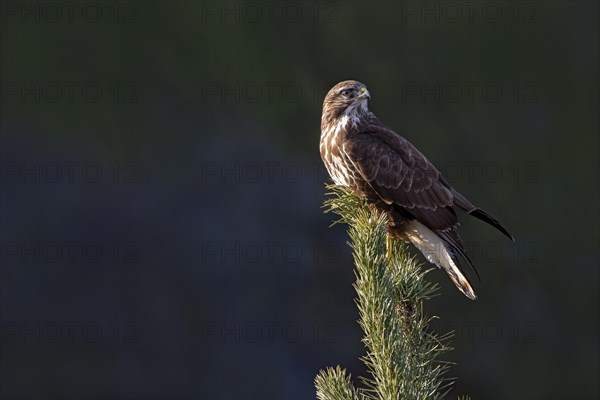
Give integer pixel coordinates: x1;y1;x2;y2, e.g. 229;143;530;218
320;80;514;300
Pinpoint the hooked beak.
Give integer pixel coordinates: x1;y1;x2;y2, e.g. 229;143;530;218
357;87;371;100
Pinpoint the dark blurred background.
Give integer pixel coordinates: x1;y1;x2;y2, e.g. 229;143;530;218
1;1;598;399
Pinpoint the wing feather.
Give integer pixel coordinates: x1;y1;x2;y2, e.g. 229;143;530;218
343;122;457;231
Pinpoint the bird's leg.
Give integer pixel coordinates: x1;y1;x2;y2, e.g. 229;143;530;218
367;203;378;225
386;233;394;261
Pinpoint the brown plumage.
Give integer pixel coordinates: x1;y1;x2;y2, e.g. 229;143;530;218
320;80;514;300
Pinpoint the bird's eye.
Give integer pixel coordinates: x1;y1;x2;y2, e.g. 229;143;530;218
341;89;352;97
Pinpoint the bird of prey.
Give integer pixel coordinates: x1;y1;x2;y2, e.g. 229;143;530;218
320;80;514;300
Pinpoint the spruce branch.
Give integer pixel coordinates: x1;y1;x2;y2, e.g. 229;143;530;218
315;185;460;400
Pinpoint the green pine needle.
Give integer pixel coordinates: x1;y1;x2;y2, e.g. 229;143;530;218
315;366;361;400
316;185;463;400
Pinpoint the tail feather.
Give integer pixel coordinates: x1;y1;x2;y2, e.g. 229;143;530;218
406;221;477;300
438;230;480;282
469;209;514;242
451;189;514;242
443;257;477;300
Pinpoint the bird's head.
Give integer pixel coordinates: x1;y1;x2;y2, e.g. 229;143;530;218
322;80;371;125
